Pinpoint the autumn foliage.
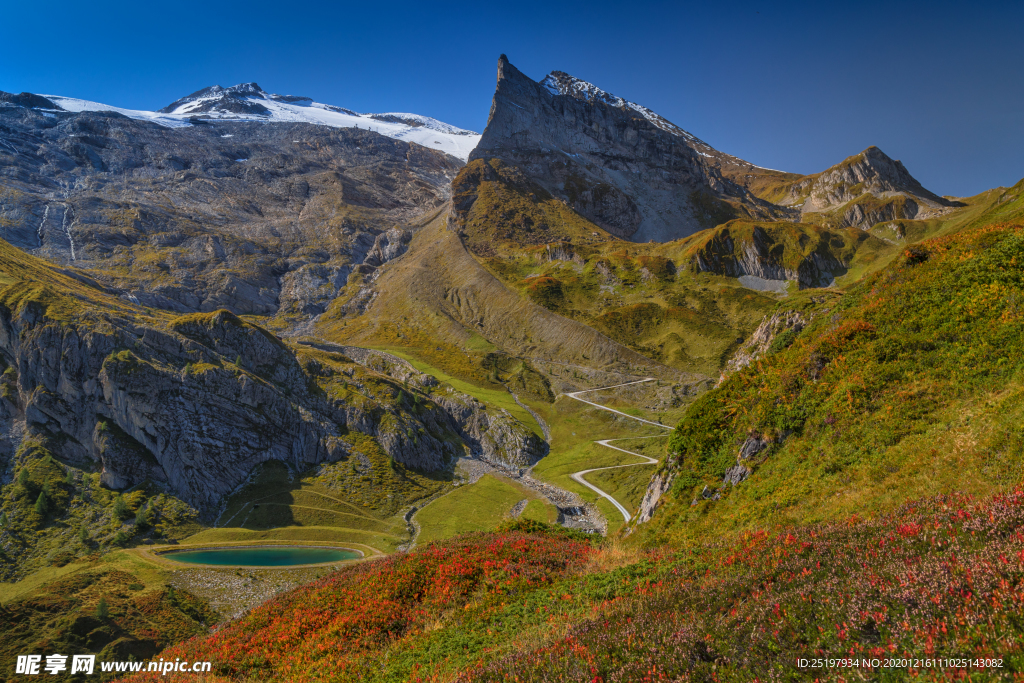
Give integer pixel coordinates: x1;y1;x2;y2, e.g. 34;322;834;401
128;531;593;682
125;491;1024;681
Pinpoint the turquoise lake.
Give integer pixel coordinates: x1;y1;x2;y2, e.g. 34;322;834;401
163;546;361;566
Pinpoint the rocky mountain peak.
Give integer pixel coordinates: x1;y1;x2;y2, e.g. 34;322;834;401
159;82;273;115
471;55;790;242
798;145;955;214
538;71;698;142
224;82;266;96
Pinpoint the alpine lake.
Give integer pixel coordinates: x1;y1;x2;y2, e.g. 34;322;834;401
161;546;362;567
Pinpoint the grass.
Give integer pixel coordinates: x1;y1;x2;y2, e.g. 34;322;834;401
0;237;165;326
379;347;545;438
413;474;541;545
0;560;97;605
182;527;403;553
0;548;217;669
637;220;1024;547
519;499;558;524
209;458;446;555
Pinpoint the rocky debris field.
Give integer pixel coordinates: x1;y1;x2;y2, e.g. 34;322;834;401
168;565;336;621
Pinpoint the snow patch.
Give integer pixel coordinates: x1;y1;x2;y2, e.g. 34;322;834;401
45;86;481;161
541;71;705;144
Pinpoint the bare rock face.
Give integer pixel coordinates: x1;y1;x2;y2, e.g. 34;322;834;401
470;56;790;242
0;105;462;318
693;226;845;289
363;228;412;267
0;294;477;513
93;420;166;490
835;195;917;231
316;343;548;469
0;91;62;110
721;310;808;379
634;470;673;525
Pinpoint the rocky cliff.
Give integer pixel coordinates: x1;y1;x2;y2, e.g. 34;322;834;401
468;56;792;243
301;342;548;470
689;221;851;290
0;241;546;513
0;101;461;318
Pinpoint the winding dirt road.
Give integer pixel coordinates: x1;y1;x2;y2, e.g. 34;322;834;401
565;379;672;522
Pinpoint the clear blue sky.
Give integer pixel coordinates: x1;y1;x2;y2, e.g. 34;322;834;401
2;0;1021;196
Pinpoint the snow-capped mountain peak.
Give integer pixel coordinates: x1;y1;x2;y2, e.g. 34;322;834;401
158;82;272;114
540;71;702;145
44;83;480;160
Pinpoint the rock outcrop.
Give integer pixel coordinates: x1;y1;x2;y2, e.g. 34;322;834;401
310;343;548;469
721;310;808;378
0;259;544;513
692;225;845;289
0;91;62;110
633;470;673;525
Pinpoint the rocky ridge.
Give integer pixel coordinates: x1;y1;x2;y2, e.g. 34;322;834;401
1;306;447;512
300;342;548;469
771;147;962;230
0;241;551;516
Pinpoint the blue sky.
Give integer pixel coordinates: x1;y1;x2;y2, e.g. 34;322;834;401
2;0;1021;195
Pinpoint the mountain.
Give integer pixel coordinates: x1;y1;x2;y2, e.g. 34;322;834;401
2;54;1024;680
0;100;462;317
39;82;480;161
469;56;793;242
465;56;957;249
752;145;963;230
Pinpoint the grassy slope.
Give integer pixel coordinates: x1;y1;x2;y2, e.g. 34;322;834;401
519;498;558;524
636;216;1024;548
413;474;551;545
203;457;450;555
0;549;218;671
470;225;782;376
377;348;544;438
317;211;671;388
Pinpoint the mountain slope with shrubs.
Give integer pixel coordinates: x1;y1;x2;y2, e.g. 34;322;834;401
111;206;1024;682
126;491;1024;682
635;216;1024;546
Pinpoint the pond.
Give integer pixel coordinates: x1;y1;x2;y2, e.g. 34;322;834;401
162;546;362;567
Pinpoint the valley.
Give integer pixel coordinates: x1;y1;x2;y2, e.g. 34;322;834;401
0;50;1022;681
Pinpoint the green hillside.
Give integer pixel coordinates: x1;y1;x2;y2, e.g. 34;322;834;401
636;217;1024;546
